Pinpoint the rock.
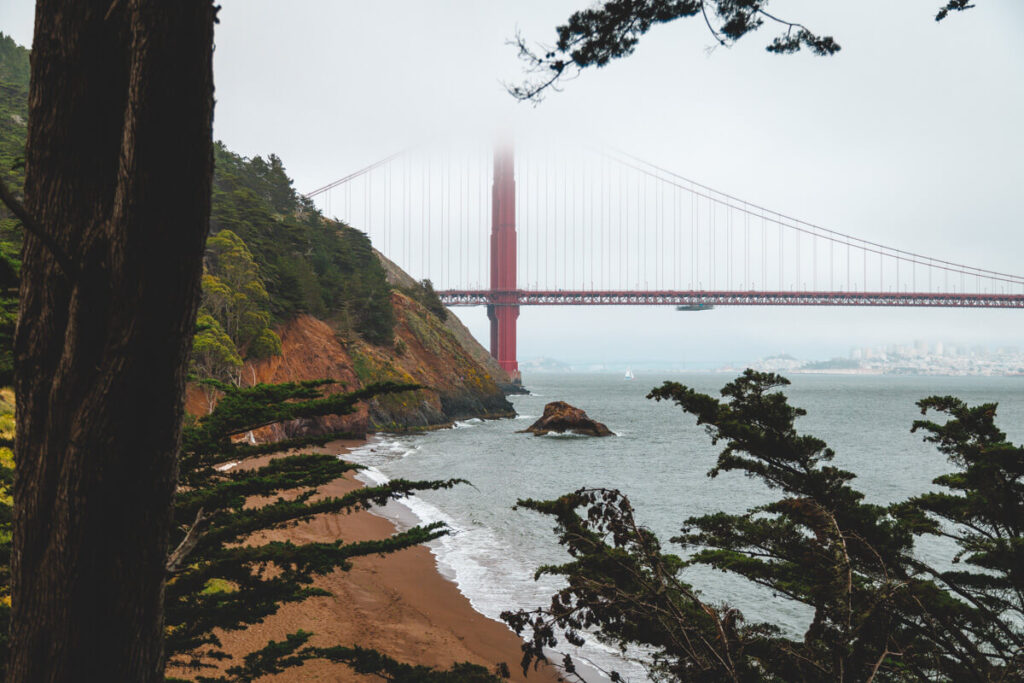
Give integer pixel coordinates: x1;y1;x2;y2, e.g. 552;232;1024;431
520;401;613;437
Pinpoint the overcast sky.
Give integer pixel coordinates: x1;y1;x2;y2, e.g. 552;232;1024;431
2;1;1023;366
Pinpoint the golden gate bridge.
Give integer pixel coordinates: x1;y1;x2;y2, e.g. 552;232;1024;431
306;140;1024;382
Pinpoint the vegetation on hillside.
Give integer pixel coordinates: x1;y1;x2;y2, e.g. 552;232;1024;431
1;33;396;359
0;387;13;668
2;32;400;402
202;229;281;358
210;145;394;345
0;34;27;197
191;229;282;399
401;279;448;322
0;33;27;387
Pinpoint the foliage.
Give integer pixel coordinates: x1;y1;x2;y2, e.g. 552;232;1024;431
210;144;394;345
935;1;978;22
0;387;13;669
201;229;281;359
503;370;1023;682
402;279;448;322
0;33;28;387
510;1;977;101
0;32;28;196
898;396;1024;671
190;631;504;683
0;43;24;642
191;315;244;412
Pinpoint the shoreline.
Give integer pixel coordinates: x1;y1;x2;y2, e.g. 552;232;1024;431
209;438;562;682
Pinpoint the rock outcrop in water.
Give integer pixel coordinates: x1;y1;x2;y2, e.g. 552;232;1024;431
521;401;613;437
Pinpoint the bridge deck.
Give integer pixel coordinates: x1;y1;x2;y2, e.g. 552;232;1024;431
439;290;1024;308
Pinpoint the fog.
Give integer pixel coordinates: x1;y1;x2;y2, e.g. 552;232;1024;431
3;1;1022;366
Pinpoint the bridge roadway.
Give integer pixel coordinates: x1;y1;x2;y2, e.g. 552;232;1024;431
439;289;1024;308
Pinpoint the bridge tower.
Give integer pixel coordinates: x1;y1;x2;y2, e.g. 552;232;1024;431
488;143;521;383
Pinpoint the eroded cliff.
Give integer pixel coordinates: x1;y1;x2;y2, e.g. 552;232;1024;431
186;289;514;437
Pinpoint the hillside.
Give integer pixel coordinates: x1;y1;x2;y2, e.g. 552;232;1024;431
0;33;28;384
191;145;514;433
0;34;513;432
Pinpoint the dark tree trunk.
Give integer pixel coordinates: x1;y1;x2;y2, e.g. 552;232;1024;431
8;2;215;681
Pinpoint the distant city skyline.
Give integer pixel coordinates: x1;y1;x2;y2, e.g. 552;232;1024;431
521;335;1024;376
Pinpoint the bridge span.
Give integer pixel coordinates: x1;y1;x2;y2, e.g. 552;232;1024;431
307;140;1024;383
439;289;1024;308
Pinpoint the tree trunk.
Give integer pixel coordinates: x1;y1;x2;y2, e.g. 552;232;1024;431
9;2;215;681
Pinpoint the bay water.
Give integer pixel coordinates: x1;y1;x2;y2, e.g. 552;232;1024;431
345;372;1024;681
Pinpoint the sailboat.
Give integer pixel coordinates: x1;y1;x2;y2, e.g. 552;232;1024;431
624;367;635;381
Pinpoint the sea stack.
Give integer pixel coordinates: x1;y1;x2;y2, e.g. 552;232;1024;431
521;401;614;437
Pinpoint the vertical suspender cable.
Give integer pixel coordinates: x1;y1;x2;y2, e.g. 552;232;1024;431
726;203;732;289
710;198;715;290
745;203;751;289
573;154;578;290
694;190;699;288
642;174;647;288
792;219;799;289
761;211;766;290
565;156;573;290
778;214;783;290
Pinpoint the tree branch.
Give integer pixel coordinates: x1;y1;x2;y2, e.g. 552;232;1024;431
166;506;209;573
936;1;976;22
0;176;79;278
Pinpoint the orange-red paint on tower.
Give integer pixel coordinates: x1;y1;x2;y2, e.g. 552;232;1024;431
488;142;521;383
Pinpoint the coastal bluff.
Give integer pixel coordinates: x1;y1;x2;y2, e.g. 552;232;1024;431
520;401;614;437
186;292;515;438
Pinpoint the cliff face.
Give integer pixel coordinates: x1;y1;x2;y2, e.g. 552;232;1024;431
350;291;514;426
186;290;514;438
372;248;512;385
373;250;525;394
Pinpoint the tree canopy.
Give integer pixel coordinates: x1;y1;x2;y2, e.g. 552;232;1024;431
510;1;980;101
210;145;395;345
203;230;276;351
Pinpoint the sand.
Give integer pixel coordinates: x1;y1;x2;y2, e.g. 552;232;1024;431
203;440;562;682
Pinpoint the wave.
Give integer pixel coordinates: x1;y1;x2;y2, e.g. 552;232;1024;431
346;471;647;678
536;431;590;439
340;436;651;681
346;436;418;464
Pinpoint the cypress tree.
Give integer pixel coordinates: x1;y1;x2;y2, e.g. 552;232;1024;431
163;377;505;680
503;370;1023;682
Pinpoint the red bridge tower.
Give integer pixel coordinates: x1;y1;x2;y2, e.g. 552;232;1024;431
487;144;521;383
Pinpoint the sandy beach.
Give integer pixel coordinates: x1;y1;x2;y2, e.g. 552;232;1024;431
205;439;561;682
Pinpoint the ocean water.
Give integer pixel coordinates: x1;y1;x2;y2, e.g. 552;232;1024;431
344;372;1024;681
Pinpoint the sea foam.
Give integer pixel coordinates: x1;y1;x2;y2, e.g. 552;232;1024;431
340;435;651;681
